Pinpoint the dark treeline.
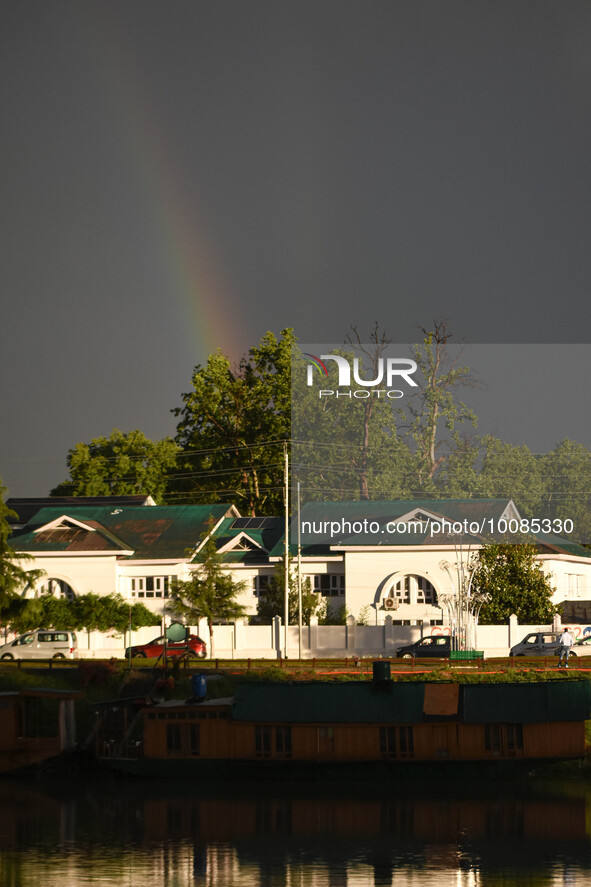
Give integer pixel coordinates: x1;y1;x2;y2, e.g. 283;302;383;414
46;326;591;542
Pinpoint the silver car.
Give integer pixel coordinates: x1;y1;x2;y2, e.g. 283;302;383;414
0;630;78;661
509;631;565;658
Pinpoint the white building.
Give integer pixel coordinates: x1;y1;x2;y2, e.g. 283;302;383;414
7;497;591;642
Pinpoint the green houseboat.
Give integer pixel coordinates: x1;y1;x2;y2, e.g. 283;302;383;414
95;677;591;779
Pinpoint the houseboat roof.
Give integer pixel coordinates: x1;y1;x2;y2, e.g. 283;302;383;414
230;680;591;725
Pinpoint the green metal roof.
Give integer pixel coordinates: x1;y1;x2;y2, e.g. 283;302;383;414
231;680;591;725
266;500;591;559
463;681;591;724
535;534;591;558
232;681;425;723
195;516;284;564
268;498;517;557
10;504;236;560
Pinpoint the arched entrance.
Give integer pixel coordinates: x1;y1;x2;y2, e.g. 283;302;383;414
382;573;438;607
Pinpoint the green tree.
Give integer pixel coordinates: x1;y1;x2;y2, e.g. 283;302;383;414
356;605;372;625
7;592;159;638
472;541;556;624
169;534;246;657
477;436;544;518
0;480;44;627
400;322;479;490
51;429;179;503
172;329;294;514
540;439;591;544
291;343;416;502
319;603;350;625
435;431;481;498
256;558;321;625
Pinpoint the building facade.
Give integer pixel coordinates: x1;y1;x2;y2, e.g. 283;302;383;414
7;497;591;640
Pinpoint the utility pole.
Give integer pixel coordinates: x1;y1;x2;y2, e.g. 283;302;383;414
297;480;302;659
284;442;289;658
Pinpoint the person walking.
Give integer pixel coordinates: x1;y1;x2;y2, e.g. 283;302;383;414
558;627;574;668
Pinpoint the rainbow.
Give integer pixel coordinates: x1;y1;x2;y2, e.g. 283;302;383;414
76;5;244;363
303;353;329;377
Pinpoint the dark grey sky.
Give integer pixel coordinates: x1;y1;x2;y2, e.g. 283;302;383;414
3;1;591;496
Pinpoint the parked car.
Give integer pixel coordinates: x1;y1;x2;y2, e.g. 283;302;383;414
0;630;78;661
395;635;451;659
569;636;591;656
125;634;207;660
509;632;568;658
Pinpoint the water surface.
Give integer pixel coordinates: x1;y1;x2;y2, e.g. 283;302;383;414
0;775;589;886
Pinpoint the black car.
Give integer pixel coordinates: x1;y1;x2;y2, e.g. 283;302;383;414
395;635;451;659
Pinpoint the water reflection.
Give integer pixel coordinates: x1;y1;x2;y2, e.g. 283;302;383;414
0;777;590;886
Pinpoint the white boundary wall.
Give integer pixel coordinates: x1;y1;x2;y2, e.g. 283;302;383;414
73;617;591;660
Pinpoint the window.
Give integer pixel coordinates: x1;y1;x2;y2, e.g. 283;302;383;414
485;724;523;758
131;576;170;598
313;575;345;597
485;725;502;756
166;722;199;756
275;726;292;758
379;726;415;759
253;575;272;597
392;575;437;606
393;576;410;604
254;725;291;758
506;724;523;756
399;726;414;758
379;726;397;758
39;579;76;601
166;724;181;752
189;725;199;755
415;576;437;605
255;725;272;758
568;574;584;599
317;726;335;754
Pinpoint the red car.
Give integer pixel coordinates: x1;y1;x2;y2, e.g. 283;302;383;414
125;634;207;660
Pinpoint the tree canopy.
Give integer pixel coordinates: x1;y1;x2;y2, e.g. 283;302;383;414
472;541;557;625
169;531;246;656
0;480;44;624
401;322;479;488
43;327;591;551
256;558;323;625
172;329;294;513
51;429;179;503
6;592;160;636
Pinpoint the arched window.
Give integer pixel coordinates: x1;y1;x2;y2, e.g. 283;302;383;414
39;579;76;601
391;575;437;606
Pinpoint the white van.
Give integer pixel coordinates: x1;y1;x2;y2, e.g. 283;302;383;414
0;630;78;661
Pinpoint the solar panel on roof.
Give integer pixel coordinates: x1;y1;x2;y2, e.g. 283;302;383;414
230;517;277;529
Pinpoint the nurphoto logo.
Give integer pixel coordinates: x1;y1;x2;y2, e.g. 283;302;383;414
303;351;418;399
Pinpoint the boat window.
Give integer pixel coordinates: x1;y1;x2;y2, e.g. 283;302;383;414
379;726;397;758
255;725;272;758
485;725;502;756
275;726;292;758
399;726;414;758
506;724;524;756
380;726;414;759
166;724;181;752
317;726;335;755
